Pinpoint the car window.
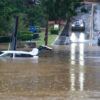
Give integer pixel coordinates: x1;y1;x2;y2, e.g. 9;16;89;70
15;53;33;57
0;52;3;54
1;53;13;57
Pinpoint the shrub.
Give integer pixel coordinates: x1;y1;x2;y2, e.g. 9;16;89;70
18;34;33;41
35;26;41;33
33;33;39;39
18;31;33;41
18;31;33;35
18;31;40;41
0;36;11;43
50;29;59;35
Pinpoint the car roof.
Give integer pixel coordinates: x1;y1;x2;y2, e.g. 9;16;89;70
2;50;32;55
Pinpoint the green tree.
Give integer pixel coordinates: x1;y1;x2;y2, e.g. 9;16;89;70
0;0;42;35
40;0;83;44
41;0;83;22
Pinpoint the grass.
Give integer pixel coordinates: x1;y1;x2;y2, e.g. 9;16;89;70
34;31;58;47
0;31;58;50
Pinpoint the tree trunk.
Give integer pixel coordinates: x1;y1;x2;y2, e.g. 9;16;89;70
44;20;48;46
11;16;19;50
60;17;70;36
66;17;70;36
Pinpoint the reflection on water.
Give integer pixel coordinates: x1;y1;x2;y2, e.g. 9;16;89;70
0;56;39;64
71;60;76;65
79;43;84;61
70;64;75;91
79;64;85;91
70;42;84;63
70;32;77;42
70;43;85;91
79;43;85;91
70;43;76;62
79;33;85;43
70;60;85;92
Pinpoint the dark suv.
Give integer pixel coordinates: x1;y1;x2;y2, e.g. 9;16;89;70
71;19;85;31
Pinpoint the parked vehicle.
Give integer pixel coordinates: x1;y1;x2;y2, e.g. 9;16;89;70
71;19;85;31
98;34;100;46
29;26;41;33
0;48;38;58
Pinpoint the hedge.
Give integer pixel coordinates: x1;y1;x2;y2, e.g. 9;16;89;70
0;36;11;43
18;34;33;41
0;32;39;43
18;31;39;40
50;29;59;35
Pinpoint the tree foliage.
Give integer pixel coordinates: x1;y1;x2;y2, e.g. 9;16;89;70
41;0;83;21
0;0;83;35
0;0;42;35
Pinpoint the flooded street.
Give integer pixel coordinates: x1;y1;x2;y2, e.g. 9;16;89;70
0;44;100;99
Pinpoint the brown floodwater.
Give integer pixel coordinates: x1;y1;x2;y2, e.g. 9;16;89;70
0;44;100;100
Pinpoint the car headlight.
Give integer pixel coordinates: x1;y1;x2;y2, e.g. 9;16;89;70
80;24;84;27
72;24;75;27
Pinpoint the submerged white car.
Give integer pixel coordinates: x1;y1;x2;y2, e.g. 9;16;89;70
0;48;39;58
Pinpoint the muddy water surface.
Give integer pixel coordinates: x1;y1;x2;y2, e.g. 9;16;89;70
0;45;100;99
